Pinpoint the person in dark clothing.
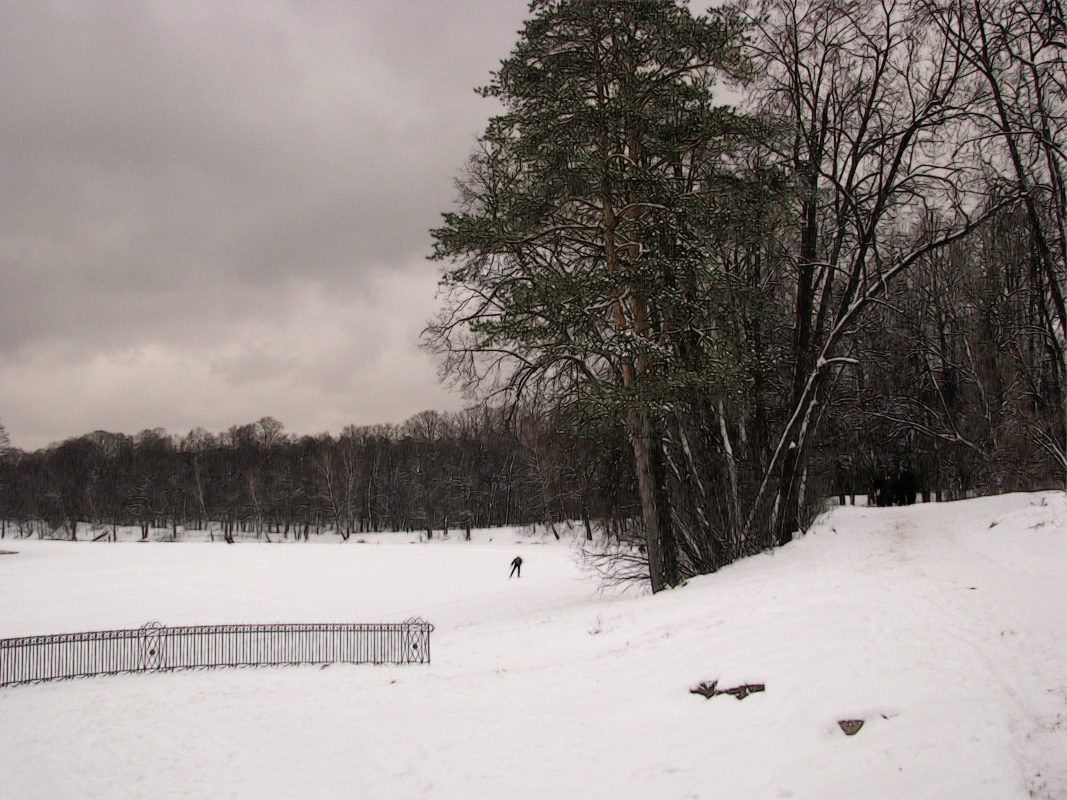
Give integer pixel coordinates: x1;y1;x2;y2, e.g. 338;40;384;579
873;473;894;507
897;466;918;505
881;473;897;506
870;475;883;507
509;555;522;578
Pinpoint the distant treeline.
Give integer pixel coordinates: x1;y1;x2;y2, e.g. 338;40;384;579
0;409;640;541
0;368;1060;544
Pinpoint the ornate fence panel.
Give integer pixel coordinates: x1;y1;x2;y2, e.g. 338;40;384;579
0;619;433;687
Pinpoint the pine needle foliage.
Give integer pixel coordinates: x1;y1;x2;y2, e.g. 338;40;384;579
427;0;765;590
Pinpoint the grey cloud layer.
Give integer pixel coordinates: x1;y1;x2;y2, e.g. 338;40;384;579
0;0;528;449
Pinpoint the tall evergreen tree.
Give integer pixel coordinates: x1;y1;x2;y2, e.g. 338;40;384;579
427;0;755;591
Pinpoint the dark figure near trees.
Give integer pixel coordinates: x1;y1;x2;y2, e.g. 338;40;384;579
897;467;918;505
873;473;896;507
509;556;522;579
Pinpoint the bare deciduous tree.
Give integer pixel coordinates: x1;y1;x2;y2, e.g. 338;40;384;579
734;0;1018;544
922;0;1067;482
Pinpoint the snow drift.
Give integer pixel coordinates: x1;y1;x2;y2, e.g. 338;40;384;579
1;492;1064;799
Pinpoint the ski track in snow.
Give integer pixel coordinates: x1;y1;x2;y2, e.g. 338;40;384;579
0;494;1065;799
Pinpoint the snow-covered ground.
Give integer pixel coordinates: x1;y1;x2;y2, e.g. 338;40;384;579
1;493;1065;799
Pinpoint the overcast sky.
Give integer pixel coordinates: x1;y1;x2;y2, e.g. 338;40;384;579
0;0;535;451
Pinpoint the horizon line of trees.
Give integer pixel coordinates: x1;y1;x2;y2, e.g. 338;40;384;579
0;410;639;542
0;367;1059;545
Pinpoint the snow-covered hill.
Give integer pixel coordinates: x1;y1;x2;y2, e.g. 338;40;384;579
1;493;1065;799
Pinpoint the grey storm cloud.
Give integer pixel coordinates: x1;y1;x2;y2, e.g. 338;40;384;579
0;0;530;450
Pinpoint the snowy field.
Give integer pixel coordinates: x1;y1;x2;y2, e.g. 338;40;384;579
1;493;1065;799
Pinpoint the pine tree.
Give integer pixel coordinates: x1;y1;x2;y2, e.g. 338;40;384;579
428;0;755;591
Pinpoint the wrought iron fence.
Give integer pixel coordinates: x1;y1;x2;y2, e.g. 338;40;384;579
0;619;433;687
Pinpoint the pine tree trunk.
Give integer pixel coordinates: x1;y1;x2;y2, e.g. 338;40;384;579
629;409;676;593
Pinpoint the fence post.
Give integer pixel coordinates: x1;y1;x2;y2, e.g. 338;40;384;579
138;622;167;672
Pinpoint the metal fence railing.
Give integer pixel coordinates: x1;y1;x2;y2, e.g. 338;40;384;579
0;619;433;687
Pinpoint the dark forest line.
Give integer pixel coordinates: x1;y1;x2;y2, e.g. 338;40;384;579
0;325;1060;543
0;409;639;541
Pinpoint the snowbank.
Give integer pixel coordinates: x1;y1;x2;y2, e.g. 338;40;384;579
1;493;1064;799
